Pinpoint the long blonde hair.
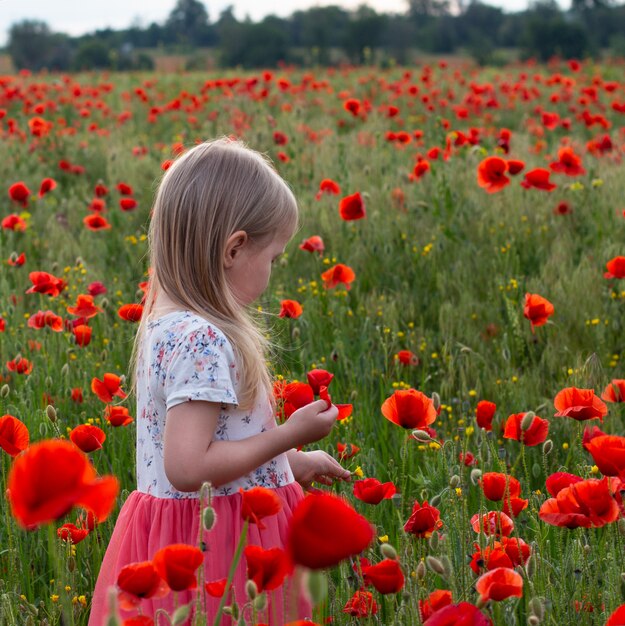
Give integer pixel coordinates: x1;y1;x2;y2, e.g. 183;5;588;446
130;137;298;410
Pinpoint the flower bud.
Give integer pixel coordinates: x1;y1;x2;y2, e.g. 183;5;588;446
253;592;267;611
291;326;300;340
430;494;441;508
416;560;427;580
528;616;540;626
0;384;9;398
449;474;460;488
526;554;537;578
470;468;482;485
412;429;433;442
381;543;398;560
245;580;258;600
431;391;441;411
440;555;452;579
67;555;76;573
60;363;70;377
542;440;553;455
428;531;439;551
172;604;191;625
521;411;536;430
425;556;445;576
46;405;57;423
202;506;217;532
529;597;545;620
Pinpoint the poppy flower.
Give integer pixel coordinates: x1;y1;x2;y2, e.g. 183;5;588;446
38;178;57;198
553;387;608;421
503;412;549;446
585;435;625;478
0;414;29;457
419;589;453;622
26;271;66;297
83;214;111;230
604;256;625;279
477;157;510;193
523;293;554;332
554;200;572;215
118;303;143;322
545;472;583;497
353;478;396;504
89;198;106;212
287;492;374;570
279;300;303;319
469;542;513;574
460;451;478;466
28;116;52;137
412;160;431;180
342;590;377;617
606;604;625;626
152;544;203;592
244;545;291;592
8;182;31;207
299;235;324;254
425;602;492;625
204;578;228;598
306;369;334;395
506;159;525;175
476;400;496;431
279;382;315;419
70;424;106;453
73;324;92;347
475;567;523;603
119;198;138;211
66;294;102;319
362;558;404;594
240;486;282;529
343;99;361;116
538;477;619;528
381;388;437;430
337;442;360;460
339;192;366;221
116;182;133;195
521;168;557;191
273;131;288;146
105;405;134;427
87;281;107;296
470;511;514;537
91;373;127;403
94;183;108;197
121;617;155;626
479;473;521;501
117;561;169;605
549;147;586;177
8;252;26;266
28;310;63;332
7;356;33;375
57;523;89;544
71;388;84;403
7;439;119;529
2;214;27;231
320;263;356;290
396;350;419;366
602;379;625;402
404;500;443;538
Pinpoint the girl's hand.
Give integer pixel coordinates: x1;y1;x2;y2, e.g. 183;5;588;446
283;399;338;447
288;449;351;491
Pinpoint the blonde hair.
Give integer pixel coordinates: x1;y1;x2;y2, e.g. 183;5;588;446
130;137;298;410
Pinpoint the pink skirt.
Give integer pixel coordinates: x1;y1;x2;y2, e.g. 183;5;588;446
88;482;311;625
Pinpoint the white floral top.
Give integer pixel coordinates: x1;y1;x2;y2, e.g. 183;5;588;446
136;310;294;498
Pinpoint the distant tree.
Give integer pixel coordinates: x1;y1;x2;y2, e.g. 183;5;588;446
74;40;110;70
165;0;214;47
7;20;72;71
293;6;351;63
343;5;388;63
571;0;614;9
407;0;451;18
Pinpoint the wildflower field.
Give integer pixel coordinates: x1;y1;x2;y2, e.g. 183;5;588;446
3;58;625;625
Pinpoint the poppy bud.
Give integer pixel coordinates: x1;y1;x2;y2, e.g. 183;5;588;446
245;579;258;600
526;554;537;578
431;391;441;411
412;429;433;442
528;616;540;626
45;376;53;388
292;326;300;340
46;405;57;423
425;556;445;576
430;494;441;508
307;569;328;605
172;604;191;625
61;363;69;377
529;597;545;620
542;440;553;455
521;411;535;430
470;468;482;485
200;481;212;500
223;603;238;619
429;531;439;551
100;297;109;309
100;350;108;362
618;519;625;537
25;617;34;626
381;543;398;560
67;555;76;573
0;384;9;398
440;555;452;579
449;474;460;488
254;592;267;611
202;506;216;531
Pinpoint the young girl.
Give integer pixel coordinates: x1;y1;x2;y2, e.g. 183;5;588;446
89;138;350;625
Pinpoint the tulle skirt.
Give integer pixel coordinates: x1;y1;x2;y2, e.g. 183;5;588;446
88;482;311;625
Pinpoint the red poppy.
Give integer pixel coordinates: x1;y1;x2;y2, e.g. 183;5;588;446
470;511;514;537
337;442;360;460
116;182;133;195
287;492;374;570
240;486;282;529
353;478;396;504
602;379;625;402
545;472;583;497
299;235;324;254
87;281;107;296
38;178;57;198
306;369;334;395
153;544;203;592
506;159;525;175
523;293;554;332
105;405;134;427
553;387;608;421
521;168;557;191
320;263;356;290
71;388;84;403
8;182;31;207
396;350;419;366
554;200;572;215
278;381;315;419
606;604;625;626
7;439;119;529
91;373;127;403
460;451;478;466
477;157;509;193
475;567;523;603
118;303;143;322
119;198;138;211
28;310;63;332
343;99;361;116
94;183;108;197
361;558;404;594
476;400;496;431
538;477;619;528
117;561;169;607
273;131;288;146
503;412;549;446
70;424;106;453
479;473;521;501
425;602;492;625
469;542;513;574
2;214;27;231
501;496;529;518
244;545;291;592
419;589;453;622
84;214;111;230
412;160;431;180
343;590;377;617
7;356;33;375
0;414;29;457
381;388;437;430
204;578;228;598
122;617;155;626
279;300;303;319
604;256;625;279
26;271;66;297
28;116;52;137
73;324;92;347
404;500;443;538
339;192;366;221
57;522;89;544
549;146;586;177
89;198;106;212
585;435;625;478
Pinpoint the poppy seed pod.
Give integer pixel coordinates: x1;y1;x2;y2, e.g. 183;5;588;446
521;411;536;430
202;506;217;531
542;440;553;455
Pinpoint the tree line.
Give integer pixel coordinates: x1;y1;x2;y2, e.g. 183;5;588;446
5;0;625;71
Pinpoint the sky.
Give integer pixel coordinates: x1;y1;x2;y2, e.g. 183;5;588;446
0;0;568;47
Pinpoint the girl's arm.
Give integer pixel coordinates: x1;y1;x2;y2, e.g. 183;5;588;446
163;399;338;491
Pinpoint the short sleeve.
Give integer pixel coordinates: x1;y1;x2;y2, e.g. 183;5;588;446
164;324;238;410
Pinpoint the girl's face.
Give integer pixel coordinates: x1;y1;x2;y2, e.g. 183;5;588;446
225;228;294;306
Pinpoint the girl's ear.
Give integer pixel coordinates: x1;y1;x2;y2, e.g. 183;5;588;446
223;230;248;268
